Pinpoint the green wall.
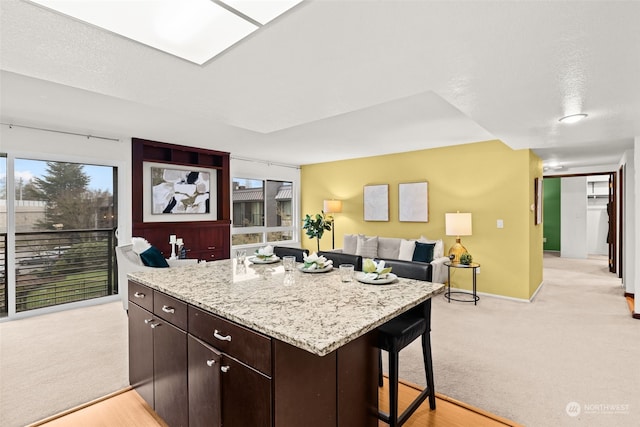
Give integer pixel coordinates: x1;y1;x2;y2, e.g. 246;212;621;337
543;177;561;251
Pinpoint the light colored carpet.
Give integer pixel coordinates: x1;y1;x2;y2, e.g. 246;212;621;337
391;253;639;427
0;301;129;427
2;254;637;427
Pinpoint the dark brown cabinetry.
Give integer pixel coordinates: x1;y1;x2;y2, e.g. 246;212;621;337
131;138;231;261
187;336;222;427
129;280;378;427
188;305;272;427
128;282;188;427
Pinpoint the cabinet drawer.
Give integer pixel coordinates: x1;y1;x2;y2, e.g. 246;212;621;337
154;291;188;330
190;249;225;261
128;281;153;312
188;306;272;376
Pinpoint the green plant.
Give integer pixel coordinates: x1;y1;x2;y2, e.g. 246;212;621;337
459;252;473;265
302;212;332;252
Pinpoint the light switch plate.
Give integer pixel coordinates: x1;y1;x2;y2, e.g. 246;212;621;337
497;219;504;229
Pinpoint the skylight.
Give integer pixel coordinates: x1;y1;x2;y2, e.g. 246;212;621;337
30;0;303;65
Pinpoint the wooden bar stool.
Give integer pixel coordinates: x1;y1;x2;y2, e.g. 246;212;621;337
377;299;435;427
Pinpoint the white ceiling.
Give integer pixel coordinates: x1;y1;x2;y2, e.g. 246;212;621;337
1;0;639;171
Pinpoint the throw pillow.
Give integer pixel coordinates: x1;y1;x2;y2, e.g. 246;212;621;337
131;236;152;254
412;242;435;263
398;239;416;261
139;246;170;268
419;236;444;259
356;235;378;259
343;234;358;254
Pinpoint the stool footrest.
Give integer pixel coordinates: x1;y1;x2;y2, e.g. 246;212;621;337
378;386;433;426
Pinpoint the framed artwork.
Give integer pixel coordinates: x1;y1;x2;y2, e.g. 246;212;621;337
363;184;389;221
535;177;543;225
142;162;217;223
399;181;429;222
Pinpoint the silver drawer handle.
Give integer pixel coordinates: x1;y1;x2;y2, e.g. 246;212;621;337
134;292;145;298
206;359;216;367
144;318;154;324
221;366;230;373
213;330;232;342
161;305;175;314
150;323;160;329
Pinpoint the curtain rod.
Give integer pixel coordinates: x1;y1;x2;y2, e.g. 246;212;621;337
231;155;300;170
1;122;120;142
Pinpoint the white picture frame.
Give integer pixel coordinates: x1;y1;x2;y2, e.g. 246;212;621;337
363;184;389;221
399;181;429;222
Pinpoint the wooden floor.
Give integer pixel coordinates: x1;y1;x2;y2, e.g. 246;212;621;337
31;379;522;427
626;294;634;314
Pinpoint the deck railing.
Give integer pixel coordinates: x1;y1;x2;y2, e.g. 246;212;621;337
1;233;6;317
13;229;116;313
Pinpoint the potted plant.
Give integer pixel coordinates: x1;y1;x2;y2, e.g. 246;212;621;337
302;212;332;252
459;252;473;265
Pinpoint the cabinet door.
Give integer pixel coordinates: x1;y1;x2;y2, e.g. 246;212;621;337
221;356;272;427
188;336;222;427
154;320;189;427
128;303;154;408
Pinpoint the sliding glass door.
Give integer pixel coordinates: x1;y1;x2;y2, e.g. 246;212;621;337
1;156;118;317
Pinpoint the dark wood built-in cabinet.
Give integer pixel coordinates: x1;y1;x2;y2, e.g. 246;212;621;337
131;138;231;260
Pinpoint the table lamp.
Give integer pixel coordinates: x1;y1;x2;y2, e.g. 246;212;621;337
323;199;343;249
445;212;472;263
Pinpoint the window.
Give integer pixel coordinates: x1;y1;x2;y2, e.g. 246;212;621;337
232;178;294;246
0;154;7;316
8;158;118;314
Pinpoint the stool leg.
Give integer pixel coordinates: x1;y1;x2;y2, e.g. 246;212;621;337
421;332;436;410
388;347;399;427
378;349;383;387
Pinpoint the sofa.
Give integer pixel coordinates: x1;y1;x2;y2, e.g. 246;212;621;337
334;234;449;284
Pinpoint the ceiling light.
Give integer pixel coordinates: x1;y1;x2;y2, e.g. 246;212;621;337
558;113;588;124
29;0;302;65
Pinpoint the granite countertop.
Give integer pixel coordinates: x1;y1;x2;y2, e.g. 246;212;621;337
128;259;445;356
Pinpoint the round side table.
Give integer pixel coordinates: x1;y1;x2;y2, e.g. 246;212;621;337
444;261;480;305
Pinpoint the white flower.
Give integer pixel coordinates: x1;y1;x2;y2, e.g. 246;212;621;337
255;245;274;259
362;258;392;278
303;252;333;269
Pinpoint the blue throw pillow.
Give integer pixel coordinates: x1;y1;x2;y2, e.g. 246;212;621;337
139;246;170;268
412;242;435;263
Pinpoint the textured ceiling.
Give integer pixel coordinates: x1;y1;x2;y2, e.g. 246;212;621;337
1;0;639;170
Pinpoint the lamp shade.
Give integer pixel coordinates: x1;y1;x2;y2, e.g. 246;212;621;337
323;200;343;214
445;212;472;236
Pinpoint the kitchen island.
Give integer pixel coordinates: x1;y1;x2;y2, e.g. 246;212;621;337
128;259;444;427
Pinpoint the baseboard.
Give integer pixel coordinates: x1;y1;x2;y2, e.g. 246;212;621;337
445;286;534;303
529;280;544;302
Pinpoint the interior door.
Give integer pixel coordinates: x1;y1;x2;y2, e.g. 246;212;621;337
608;172;617;273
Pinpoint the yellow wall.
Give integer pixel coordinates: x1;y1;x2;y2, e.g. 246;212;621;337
300;139;542;300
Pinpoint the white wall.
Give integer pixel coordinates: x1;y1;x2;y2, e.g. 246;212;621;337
586;206;608;255
632;139;640;314
561;176;588;258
